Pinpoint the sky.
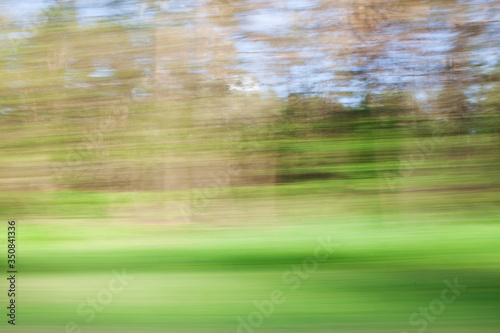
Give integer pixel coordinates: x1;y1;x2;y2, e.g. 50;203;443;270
2;0;499;106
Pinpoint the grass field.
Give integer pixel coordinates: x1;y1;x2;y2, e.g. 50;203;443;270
1;131;499;332
2;179;500;332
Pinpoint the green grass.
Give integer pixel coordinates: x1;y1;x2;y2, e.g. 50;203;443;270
1;131;499;332
1;204;499;332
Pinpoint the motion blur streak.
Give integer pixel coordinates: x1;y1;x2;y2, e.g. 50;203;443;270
0;0;499;332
